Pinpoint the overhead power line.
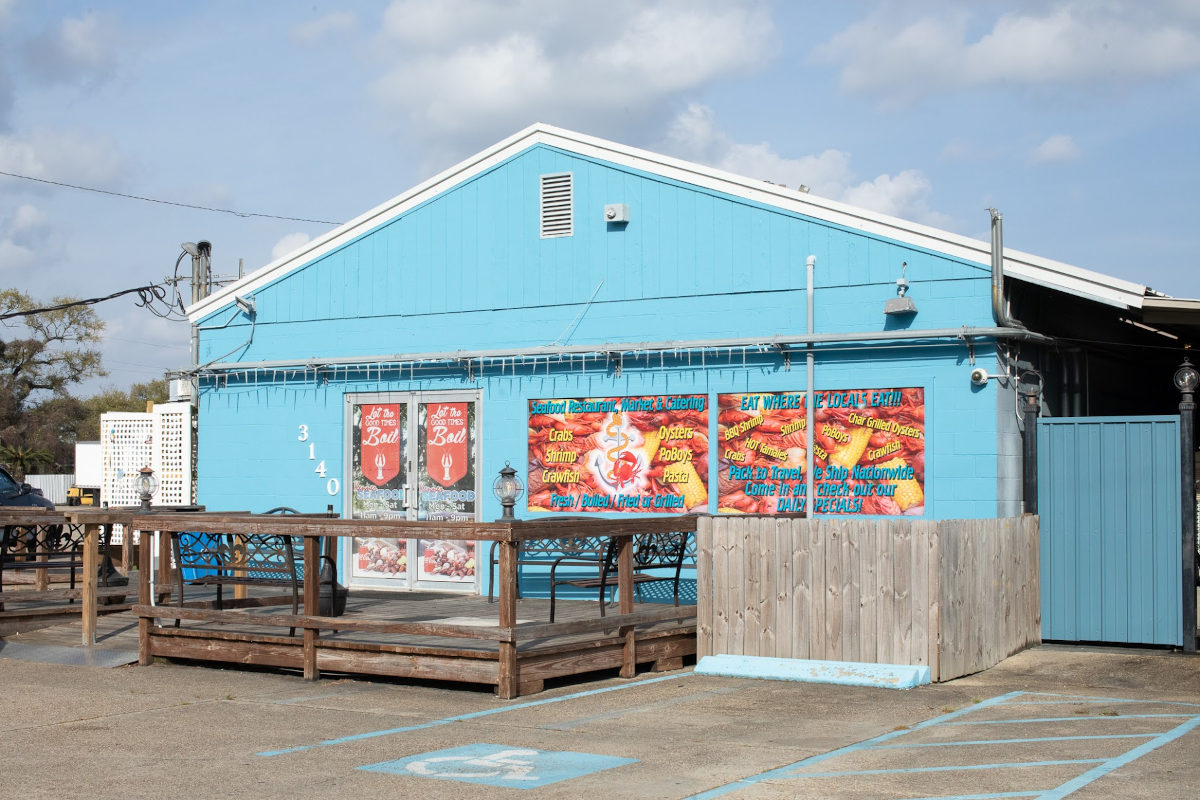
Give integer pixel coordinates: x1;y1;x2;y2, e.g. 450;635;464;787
0;169;343;226
0;284;176;321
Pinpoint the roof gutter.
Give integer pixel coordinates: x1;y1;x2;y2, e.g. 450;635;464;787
185;325;1053;377
990;208;1024;329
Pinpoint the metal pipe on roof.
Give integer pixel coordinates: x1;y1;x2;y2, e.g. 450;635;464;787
990;209;1024;329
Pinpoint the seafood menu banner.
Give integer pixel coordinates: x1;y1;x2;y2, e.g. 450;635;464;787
717;392;808;514
717;388;925;516
528;395;709;513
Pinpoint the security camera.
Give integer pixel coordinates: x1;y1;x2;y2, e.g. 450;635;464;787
970;367;990;386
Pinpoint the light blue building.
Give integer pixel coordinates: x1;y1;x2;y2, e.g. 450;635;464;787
184;124;1192;606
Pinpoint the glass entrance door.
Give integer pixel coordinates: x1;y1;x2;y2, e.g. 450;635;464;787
344;392;480;592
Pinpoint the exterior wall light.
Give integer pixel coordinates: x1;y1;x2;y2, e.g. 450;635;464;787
136;465;159;511
493;462;523;520
884;261;918;316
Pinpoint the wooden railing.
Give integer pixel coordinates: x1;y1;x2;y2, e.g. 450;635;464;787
130;514;700;697
1;508;127;641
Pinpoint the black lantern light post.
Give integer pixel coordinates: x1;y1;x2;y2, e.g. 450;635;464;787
1174;357;1198;653
136;465;159;511
492;462;523;521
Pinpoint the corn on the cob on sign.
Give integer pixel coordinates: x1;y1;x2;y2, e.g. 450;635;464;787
717;388;925;516
528;395;709;513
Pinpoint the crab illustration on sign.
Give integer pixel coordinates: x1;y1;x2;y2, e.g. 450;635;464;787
610;450;641;487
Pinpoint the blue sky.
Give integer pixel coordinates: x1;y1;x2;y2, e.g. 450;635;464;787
1;0;1198;394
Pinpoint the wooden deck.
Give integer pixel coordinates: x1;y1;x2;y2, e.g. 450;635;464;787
3;513;699;696
5;590;697;688
140;589;695;693
122;514;698;698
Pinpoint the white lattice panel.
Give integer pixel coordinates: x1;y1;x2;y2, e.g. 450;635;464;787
100;412;153;508
153;402;193;506
100;403;194;543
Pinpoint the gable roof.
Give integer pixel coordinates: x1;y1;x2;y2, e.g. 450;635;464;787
188;123;1164;322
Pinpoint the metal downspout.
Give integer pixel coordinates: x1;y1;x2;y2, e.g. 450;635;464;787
992;209;1040;516
806;255;816;519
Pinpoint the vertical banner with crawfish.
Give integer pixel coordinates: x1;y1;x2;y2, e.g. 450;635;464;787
416;401;477;582
717;392;809;514
528;395;709;513
811;387;925;515
350;402;408;580
716;388;926;515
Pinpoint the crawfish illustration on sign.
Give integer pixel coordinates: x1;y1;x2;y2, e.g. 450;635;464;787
526;396;710;512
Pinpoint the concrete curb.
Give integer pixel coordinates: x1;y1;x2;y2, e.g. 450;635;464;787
695;654;931;690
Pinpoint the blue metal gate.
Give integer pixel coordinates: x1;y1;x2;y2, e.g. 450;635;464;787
1038;416;1181;645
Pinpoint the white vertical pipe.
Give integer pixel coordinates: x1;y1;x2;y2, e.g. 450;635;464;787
806;255;816;517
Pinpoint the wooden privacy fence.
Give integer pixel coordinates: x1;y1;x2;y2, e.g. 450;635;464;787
697;516;1040;682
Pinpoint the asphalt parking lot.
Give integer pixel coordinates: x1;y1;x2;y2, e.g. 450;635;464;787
1;644;1197;799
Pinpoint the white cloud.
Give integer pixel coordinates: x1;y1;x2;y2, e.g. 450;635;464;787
381;0;514;46
1030;134;1080;164
841;170;954;228
271;232;311;261
11;203;46;233
22;11;122;86
370;0;775;154
812;2;1200;107
0;203;52;273
0;129;129;185
665;104;852;192
0;238;36;272
291;11;357;44
663;104;955;228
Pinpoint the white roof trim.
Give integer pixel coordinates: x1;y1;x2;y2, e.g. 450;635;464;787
189;123;1154;320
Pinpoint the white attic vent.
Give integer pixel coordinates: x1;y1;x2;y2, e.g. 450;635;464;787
539;172;573;238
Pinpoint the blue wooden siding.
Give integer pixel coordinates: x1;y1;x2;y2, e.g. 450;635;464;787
196;343;1000;520
194;141;1009;563
197;144;993;366
1038;416;1181;645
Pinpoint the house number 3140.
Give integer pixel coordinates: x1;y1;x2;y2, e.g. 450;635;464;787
297;424;340;496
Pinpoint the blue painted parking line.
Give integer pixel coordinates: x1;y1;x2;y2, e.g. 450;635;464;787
792;758;1109;778
684;691;1200;800
902;793;1041;799
872;733;1158;748
941;713;1195;726
1036;715;1200;800
682;692;1025;799
1014;692;1200;708
257;672;690;757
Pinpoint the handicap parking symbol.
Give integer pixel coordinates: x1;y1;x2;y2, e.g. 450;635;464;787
359;743;638;789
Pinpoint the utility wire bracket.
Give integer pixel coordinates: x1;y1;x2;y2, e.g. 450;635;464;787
775;343;791;371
